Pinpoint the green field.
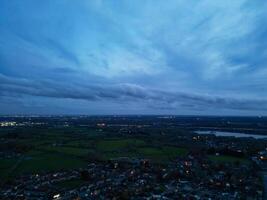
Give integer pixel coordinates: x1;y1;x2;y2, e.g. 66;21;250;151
162;147;188;156
0;158;17;169
96;138;146;151
0;158;17;179
102;151;139;160
14;153;87;176
0;138;190;180
137;146;188;161
1;134;251;181
208;155;248;164
0;138;143;179
65;140;94;148
39;146;91;157
0;150;88;181
95;139;187;161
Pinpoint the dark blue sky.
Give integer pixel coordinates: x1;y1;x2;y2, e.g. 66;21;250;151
1;0;267;115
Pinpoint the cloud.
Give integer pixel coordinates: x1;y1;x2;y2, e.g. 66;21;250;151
0;0;267;114
84;46;165;77
1;73;267;112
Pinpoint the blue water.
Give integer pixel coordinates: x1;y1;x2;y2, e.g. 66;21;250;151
195;130;267;139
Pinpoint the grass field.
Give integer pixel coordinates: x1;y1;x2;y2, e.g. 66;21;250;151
39;146;91;157
95;139;188;161
208;155;248;164
0;158;17;179
65;140;94;148
1;138;148;179
0;158;17;169
1;135;250;180
137;146;188;161
162;147;188;156
0;148;88;180
14;153;87;175
96;138;146;151
102;151;139;160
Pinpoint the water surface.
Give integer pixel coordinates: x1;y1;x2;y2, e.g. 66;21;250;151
195;130;267;139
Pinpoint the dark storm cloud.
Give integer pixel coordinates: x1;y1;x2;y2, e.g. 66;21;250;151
1;73;267;112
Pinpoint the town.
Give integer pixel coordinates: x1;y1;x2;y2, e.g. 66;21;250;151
0;116;267;199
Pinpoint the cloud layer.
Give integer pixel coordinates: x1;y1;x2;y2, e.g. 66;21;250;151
1;73;267;114
0;0;267;115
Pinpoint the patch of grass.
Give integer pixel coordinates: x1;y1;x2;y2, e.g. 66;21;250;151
96;139;146;151
17;139;52;146
138;147;167;160
0;158;17;169
65;140;95;149
209;155;248;164
26;150;43;156
137;146;188;161
162;147;188;156
14;153;87;175
102;151;139;160
39;146;90;157
0;158;17;178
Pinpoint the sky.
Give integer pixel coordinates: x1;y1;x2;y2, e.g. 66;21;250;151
0;0;267;116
